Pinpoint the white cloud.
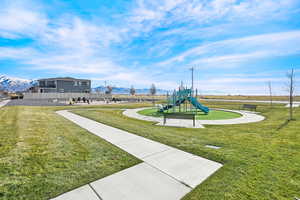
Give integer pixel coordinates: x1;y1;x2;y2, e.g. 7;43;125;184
201;77;285;84
0;47;37;59
28;57;123;75
158;30;300;67
125;0;299;37
42;17;122;52
0;1;48;38
119;0;300;61
0;1;125;77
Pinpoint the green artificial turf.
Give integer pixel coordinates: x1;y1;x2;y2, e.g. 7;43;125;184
72;102;300;200
0;106;140;200
137;108;242;120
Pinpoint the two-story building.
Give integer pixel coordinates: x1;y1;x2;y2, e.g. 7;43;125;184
37;77;91;93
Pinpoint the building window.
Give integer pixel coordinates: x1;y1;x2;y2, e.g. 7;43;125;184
81;81;87;86
74;81;78;86
47;81;56;88
39;81;46;87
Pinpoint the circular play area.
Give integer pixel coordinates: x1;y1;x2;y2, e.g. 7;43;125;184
137;108;242;120
123;87;265;128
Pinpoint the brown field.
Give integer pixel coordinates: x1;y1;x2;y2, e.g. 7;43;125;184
200;95;300;101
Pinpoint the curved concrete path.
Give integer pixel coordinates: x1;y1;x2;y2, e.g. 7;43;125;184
123;107;265;128
53;110;222;200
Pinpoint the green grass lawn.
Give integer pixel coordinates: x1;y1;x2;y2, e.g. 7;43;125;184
138;107;242;120
72;102;300;200
0;106;140;200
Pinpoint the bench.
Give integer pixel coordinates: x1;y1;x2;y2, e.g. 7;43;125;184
241;104;257;111
163;113;196;127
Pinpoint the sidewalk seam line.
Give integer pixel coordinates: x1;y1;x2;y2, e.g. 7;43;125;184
141;148;171;159
88;183;103;200
143;162;193;189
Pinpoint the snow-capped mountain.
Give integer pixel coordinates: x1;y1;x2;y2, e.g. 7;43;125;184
0;75;35;92
93;86;169;95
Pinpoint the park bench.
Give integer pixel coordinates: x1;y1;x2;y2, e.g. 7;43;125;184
163;113;196;127
241;104;257;111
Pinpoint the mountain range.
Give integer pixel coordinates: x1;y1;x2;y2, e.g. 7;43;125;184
0;75;36;92
0;75;169;94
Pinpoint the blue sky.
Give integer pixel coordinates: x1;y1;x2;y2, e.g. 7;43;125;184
0;0;300;94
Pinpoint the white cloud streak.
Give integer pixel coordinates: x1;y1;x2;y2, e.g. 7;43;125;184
0;1;125;76
0;47;37;59
0;1;48;39
158;31;300;67
125;0;299;36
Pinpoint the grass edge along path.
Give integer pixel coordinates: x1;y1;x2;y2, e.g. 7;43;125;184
0;106;140;200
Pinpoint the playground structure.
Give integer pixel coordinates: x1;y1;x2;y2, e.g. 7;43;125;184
159;87;210;114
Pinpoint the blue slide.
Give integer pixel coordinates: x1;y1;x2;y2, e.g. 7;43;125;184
188;97;210;114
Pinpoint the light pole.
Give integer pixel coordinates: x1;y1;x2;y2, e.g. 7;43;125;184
190;67;194;96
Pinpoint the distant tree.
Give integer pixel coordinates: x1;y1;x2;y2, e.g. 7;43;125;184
286;69;296;120
130;85;136;96
150;84;156;96
105;85;113;95
150;84;156;105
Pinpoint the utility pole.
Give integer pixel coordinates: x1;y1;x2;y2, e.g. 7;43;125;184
268;81;273;108
190;67;194;96
180;81;184;90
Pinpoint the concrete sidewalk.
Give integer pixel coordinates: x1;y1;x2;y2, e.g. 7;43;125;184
54;110;222;200
0;100;10;108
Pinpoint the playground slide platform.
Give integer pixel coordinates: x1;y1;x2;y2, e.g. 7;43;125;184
160;97;209;114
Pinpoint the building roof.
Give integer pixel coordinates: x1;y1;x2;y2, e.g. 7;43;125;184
38;77;90;81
